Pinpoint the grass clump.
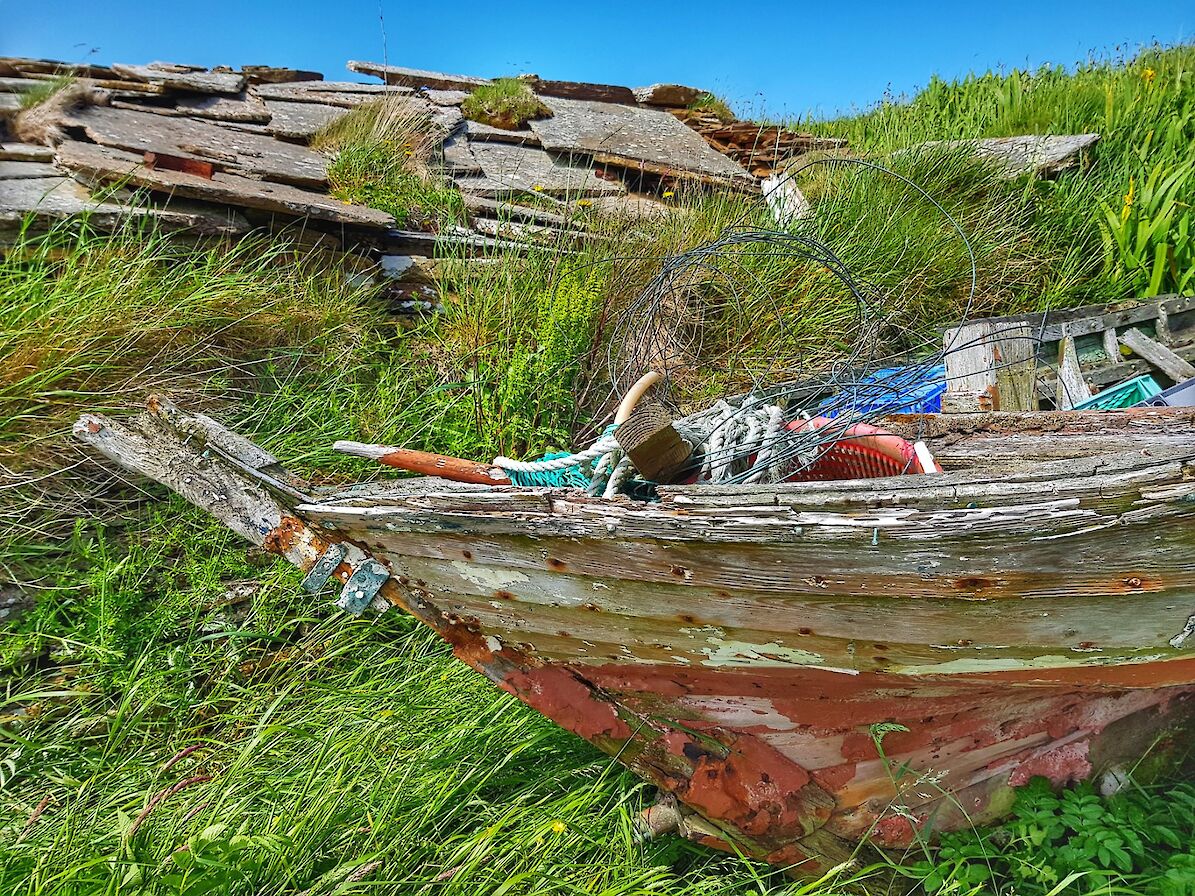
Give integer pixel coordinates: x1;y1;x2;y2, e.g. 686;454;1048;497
461;77;553;130
689;92;736;122
17;75;73;111
0;221;373;573
313;96;465;231
808;43;1195;299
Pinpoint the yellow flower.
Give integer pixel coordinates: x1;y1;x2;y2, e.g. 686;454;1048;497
532;184;544;192
1121;177;1135;222
663;190;675;199
550;820;567;834
1143;67;1156;84
575;199;592;207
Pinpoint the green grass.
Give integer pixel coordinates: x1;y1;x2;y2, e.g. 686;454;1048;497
3;43;1195;896
313;97;465;231
16;75;72;111
461;78;553;130
689;93;736;123
805;43;1195;299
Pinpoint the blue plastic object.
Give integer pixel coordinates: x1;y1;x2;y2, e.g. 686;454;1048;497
817;364;946;418
1134;375;1195;408
1073;374;1162;410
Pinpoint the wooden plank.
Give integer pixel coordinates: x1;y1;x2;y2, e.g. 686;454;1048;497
0;142;53;162
462;194;572;227
464;118;542;145
1055;334;1093;410
1120;327;1195;382
55;140;392;228
0;77;38;93
422;88;470;106
113;92;272;123
529;96;756;188
4;57;114;79
172;91;271;123
0;161;58;179
17;71;166;94
251;80;413;107
913;134;1100;177
453;140;624;198
112;63;245;94
521;76;637;105
347;60;488;91
63;104;329;188
240;66;323;85
261;100;349;140
992;322;1037;411
0;172;250;235
438;130;482;175
632;83;702;107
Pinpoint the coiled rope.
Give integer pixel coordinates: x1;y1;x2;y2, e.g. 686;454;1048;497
493;396;808;497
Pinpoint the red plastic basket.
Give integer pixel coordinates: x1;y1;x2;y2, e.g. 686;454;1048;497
784;417;938;482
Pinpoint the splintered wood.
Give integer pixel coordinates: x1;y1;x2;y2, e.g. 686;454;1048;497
943;321;1038;412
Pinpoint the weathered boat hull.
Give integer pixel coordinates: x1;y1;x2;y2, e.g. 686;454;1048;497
75;400;1195;874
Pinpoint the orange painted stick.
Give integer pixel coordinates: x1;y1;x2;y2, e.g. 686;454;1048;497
333;441;512;484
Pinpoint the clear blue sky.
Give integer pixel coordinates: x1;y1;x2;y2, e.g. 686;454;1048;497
2;1;1190;118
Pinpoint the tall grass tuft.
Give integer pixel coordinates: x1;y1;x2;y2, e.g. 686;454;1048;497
0;220;373;572
808;43;1195;298
313;96;465;231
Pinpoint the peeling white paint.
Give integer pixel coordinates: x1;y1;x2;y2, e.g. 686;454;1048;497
451;561;530;590
1169;614;1195;649
701;638;825;668
484;635;503;653
894;652;1170;676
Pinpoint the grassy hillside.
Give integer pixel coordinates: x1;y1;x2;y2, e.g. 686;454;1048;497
2;45;1195;896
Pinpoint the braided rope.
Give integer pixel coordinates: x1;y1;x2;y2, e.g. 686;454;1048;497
493;401;806;495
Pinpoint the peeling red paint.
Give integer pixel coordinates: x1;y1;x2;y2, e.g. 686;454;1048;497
262;515;310;556
873;815;917;848
1009;740;1092;787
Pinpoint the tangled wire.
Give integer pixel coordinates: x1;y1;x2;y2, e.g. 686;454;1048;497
496;156;1079;494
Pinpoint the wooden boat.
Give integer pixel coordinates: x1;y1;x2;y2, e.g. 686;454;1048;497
75;398;1195;874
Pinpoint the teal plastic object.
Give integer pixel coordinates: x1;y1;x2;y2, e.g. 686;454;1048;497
1073;374;1162;410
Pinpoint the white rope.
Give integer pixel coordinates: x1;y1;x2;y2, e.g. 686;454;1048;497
493;436;620;473
493;398;810;495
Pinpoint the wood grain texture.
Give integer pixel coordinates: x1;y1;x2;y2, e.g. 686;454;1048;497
1120;327;1195;382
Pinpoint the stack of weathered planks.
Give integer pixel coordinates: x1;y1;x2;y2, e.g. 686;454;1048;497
0;56;786;308
1;55;1108;318
942;295;1195;412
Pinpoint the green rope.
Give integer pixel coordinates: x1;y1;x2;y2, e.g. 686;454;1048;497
503;425;621;490
505;452;592;488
